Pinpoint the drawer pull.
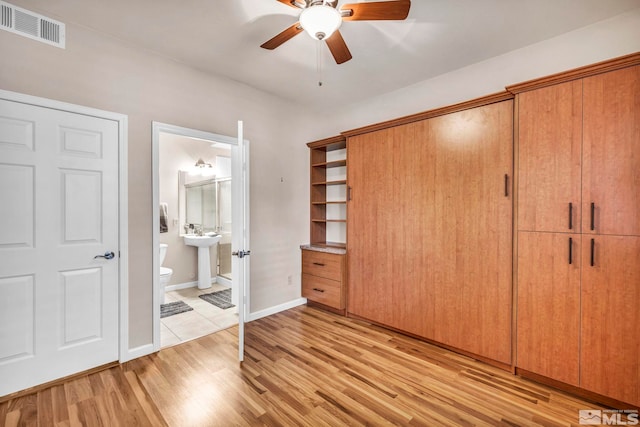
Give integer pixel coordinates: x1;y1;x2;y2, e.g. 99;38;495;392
313;288;325;293
313;262;326;266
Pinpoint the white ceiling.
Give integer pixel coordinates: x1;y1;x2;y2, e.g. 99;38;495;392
12;0;640;111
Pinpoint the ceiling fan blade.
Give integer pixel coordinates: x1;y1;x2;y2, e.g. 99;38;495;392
276;0;300;9
326;30;352;64
260;22;303;50
341;0;411;21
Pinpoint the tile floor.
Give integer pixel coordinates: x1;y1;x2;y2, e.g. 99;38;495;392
161;284;239;348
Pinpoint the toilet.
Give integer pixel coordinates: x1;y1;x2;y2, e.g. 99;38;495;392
159;243;173;304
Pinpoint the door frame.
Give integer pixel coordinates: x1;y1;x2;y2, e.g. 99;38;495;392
151;121;250;352
0;89;130;363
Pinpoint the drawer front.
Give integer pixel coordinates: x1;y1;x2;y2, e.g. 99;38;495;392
302;273;343;309
302;250;343;281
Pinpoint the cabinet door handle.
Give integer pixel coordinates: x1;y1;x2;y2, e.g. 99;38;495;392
568;237;573;265
568;203;573;230
504;174;509;197
313;288;325;293
313;262;325;267
590;202;595;231
347;186;352;201
590;238;595;267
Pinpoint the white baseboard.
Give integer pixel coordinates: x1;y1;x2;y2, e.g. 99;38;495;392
120;343;155;363
247;298;307;322
165;277;219;292
216;275;232;287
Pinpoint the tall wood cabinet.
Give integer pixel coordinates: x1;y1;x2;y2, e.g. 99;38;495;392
515;64;640;406
347;98;514;365
516;80;583;386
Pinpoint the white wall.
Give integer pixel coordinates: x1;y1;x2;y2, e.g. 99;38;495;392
0;16;321;350
321;9;640;134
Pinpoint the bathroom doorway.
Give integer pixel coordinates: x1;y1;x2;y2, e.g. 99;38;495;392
151;122;250;352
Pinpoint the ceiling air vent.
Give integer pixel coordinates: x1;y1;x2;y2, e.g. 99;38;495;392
0;1;65;48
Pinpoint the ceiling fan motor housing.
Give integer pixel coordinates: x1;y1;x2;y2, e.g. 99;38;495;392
306;0;338;7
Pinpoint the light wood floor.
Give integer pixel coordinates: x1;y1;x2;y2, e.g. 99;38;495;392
1;305;610;426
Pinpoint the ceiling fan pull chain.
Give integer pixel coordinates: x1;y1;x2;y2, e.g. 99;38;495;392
317;39;323;87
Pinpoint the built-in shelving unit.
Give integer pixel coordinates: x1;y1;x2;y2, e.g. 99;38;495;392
308;135;347;248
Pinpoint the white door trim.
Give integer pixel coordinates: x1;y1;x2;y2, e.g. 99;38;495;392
151;121;250;352
0;89;130;363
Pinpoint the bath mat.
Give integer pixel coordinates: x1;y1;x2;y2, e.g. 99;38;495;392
161;301;194;318
199;288;235;309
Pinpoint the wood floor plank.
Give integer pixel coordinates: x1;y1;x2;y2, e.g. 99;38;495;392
0;305;621;426
36;387;54;427
50;384;70;426
122;370;168;426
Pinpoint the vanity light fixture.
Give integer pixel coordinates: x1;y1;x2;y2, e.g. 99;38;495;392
192;158;215;176
195;158;212;168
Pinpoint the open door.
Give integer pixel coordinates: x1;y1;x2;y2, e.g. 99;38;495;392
231;120;250;362
151;121;249;357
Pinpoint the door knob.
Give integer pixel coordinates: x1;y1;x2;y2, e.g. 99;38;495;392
94;251;115;260
232;250;251;259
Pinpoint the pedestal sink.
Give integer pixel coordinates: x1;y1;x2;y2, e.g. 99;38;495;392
183;234;222;289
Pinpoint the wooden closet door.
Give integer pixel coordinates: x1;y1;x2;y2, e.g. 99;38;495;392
347;128;395;327
516;232;580;385
347;122;437;339
517;81;582;233
581;235;640;406
583;65;640;236
431;101;513;364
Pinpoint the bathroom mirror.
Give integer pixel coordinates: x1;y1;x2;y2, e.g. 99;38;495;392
185;179;216;231
179;172;218;233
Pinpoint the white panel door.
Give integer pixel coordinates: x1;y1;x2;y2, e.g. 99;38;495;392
0;99;119;396
231;121;249;362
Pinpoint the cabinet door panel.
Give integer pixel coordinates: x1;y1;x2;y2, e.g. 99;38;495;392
517;81;582;233
583;65;640;236
347;127;395;327
431;101;513;364
348;101;513;364
516;232;580;385
581;235;640;406
347;122;436;339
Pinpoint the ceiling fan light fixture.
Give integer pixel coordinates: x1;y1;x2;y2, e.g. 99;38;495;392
299;5;342;40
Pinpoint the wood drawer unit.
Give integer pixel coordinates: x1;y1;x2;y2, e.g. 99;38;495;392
301;248;346;311
302;250;342;281
302;274;343;309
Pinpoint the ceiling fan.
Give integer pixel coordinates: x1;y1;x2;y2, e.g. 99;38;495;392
260;0;411;65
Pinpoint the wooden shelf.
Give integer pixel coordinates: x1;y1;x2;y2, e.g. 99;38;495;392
312;160;347;168
308;135;348;252
311;180;346;186
307;136;346;151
